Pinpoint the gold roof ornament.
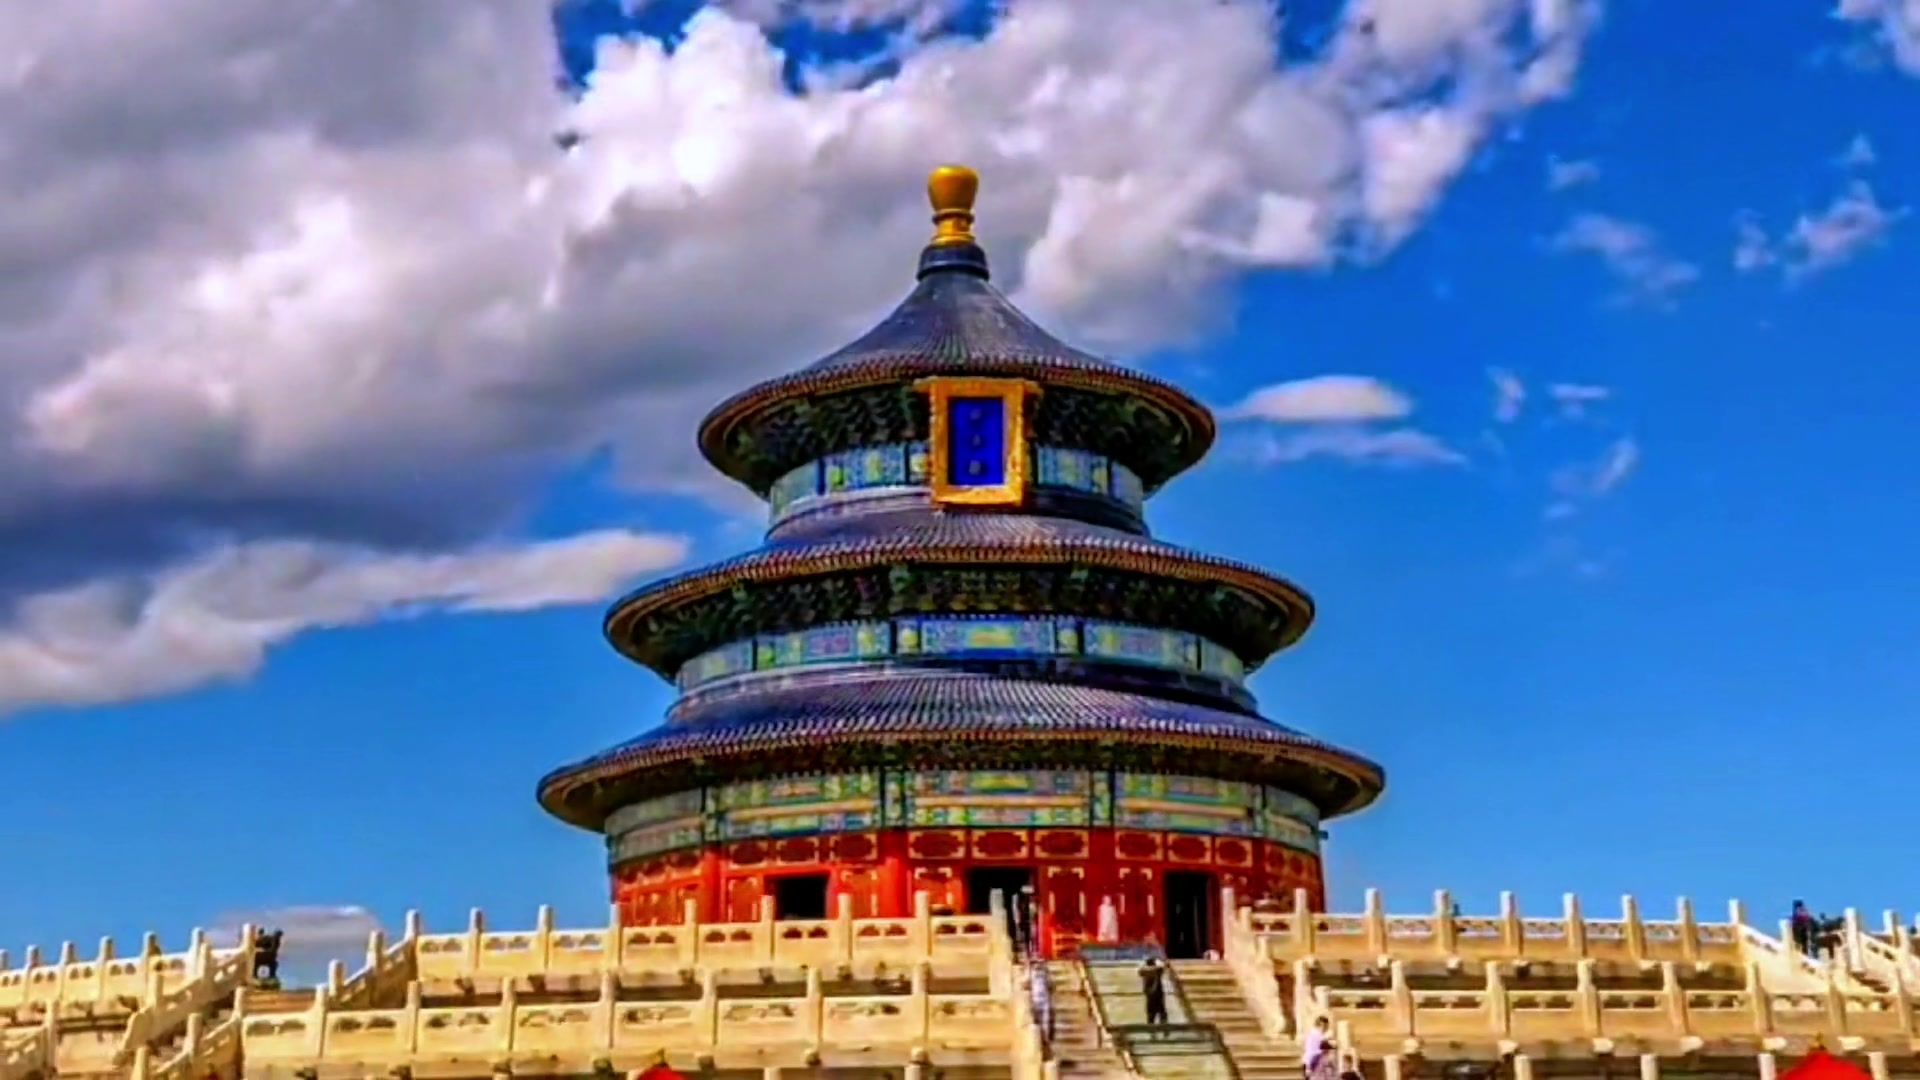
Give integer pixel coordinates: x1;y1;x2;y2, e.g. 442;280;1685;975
927;164;979;247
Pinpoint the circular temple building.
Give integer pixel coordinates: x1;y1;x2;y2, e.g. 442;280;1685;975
538;166;1385;958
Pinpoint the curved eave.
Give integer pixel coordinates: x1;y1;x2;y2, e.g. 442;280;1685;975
537;711;1382;826
696;358;1218;494
601;529;1315;673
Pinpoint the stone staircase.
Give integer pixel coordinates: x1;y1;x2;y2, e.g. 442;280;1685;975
1171;960;1302;1080
1045;961;1129;1080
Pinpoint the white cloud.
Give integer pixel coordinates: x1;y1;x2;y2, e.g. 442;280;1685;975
1546;155;1600;191
1238;426;1467;468
0;0;1599;708
1488;368;1526;423
1735;181;1906;280
1550;214;1700;306
1548;382;1611;419
0;530;687;717
1221;375;1414;423
1835;0;1920;73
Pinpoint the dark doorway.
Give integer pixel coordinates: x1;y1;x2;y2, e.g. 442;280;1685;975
964;866;1034;914
1165;871;1214;959
771;874;830;920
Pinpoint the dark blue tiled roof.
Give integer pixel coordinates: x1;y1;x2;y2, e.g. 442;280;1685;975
606;512;1310;631
537;670;1384;825
805;270;1116;374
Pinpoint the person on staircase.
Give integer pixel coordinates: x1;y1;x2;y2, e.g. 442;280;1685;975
1029;961;1055;1045
1304;1016;1339;1080
1791;901;1818;957
1138;954;1169;1025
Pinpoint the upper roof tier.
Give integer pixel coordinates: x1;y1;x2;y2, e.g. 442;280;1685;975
698;166;1216;497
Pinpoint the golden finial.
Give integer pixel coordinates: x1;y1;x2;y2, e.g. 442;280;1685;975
927;164;979;247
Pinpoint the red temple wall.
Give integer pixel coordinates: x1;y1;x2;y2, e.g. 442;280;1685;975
610;826;1323;954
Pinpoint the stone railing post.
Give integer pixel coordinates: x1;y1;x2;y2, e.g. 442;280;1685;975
1824;977;1848;1033
680;899;700;968
1639;1053;1660;1080
402;980;422;1053
695;969;719;1051
1623;896;1647;964
1435;891;1457;958
1574;959;1601;1036
1294;889;1317;954
1364;889;1388;960
1565;895;1588;960
1869;1051;1890;1080
1893;963;1915;1038
467;908;485;977
326;960;346;1000
1758;1052;1778;1080
535;905;555;971
1388;960;1413;1037
308;975;330;1058
496;977;517;1056
1384;1055;1405;1080
597;971;618;1050
1485;961;1510;1038
1512;1054;1534;1080
913;891;934;961
94;936;114;1001
1845;909;1866;973
1678;898;1700;964
1746;962;1772;1037
804;967;824;1050
1661;962;1688;1036
836;894;855;966
1499;893;1521;957
607;903;627;972
130;1046;151;1080
911;961;932;1043
759;896;777;965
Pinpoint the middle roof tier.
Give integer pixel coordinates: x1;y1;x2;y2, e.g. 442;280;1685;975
604;511;1314;680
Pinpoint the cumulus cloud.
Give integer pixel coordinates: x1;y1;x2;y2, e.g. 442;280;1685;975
1223;375;1461;468
0;531;686;716
1221;375;1413;423
1835;0;1920;73
0;0;1598;709
1735;180;1906;280
1550;214;1700;307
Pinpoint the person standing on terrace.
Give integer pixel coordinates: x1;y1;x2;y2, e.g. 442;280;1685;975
1304;1016;1338;1080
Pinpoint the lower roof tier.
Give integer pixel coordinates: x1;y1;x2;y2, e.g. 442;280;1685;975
536;669;1384;830
603;512;1314;678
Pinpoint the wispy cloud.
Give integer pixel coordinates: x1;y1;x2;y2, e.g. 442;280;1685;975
1836;133;1878;168
1736;180;1907;281
1239;426;1467;468
1546;155;1601;191
1549;382;1612;420
1552;437;1641;500
1488;368;1527;424
1551;214;1700;307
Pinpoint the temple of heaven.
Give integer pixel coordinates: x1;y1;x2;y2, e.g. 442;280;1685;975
537;165;1385;959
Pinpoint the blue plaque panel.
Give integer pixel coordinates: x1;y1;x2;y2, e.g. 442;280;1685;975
946;397;1007;486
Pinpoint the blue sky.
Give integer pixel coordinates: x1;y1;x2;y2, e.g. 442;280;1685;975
1;0;1916;965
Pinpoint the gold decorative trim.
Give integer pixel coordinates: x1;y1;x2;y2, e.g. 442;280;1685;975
917;377;1040;507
